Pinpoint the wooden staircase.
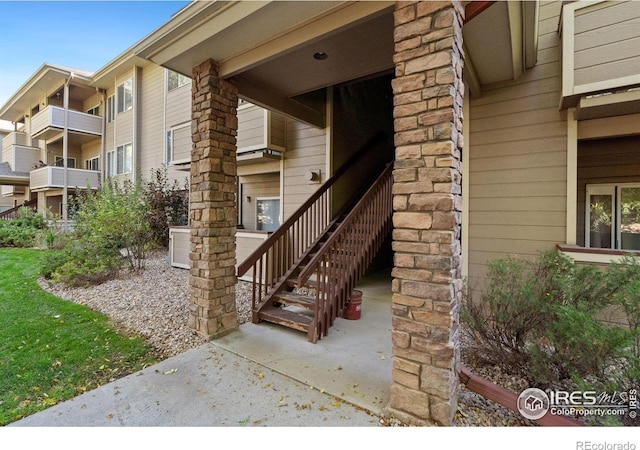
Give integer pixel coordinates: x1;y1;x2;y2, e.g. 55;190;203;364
0;198;38;220
237;133;393;342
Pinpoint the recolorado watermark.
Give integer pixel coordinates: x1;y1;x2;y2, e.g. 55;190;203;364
516;387;638;421
576;442;636;450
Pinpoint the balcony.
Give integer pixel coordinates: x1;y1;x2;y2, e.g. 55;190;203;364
30;166;100;192
31;106;103;141
237;104;286;166
560;1;640;110
2;132;41;174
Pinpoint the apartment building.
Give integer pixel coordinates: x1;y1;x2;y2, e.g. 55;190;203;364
0;53;331;263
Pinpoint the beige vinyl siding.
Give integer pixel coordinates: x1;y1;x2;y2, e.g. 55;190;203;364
573;1;640;87
114;69;135;149
239;172;280;230
282;120;326;221
270;112;286;149
104;109;115;152
238;105;265;150
137;64;165;179
467;1;567;286
237;104;287;152
82;92;103;114
166;78;191;128
80;140;101;168
115;109;134;146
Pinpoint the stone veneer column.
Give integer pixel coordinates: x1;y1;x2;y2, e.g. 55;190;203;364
189;59;239;339
388;1;465;426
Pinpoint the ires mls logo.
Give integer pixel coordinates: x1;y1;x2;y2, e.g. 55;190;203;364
517;387;639;421
517;388;550;420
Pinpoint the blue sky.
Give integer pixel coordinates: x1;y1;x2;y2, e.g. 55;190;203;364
0;1;189;114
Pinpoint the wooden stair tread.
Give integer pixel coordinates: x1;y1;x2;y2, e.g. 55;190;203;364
259;306;312;333
274;291;315;309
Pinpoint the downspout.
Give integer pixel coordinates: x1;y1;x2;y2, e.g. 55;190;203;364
62;73;74;229
97;87;106;187
133;66;139;182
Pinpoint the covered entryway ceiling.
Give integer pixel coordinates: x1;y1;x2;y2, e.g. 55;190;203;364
134;0;539;127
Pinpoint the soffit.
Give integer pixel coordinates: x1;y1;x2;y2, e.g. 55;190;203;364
134;0;538;119
0;65;93;122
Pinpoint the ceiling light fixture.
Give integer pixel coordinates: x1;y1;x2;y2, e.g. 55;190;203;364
313;52;328;61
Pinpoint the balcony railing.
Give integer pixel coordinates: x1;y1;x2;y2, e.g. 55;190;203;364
2;132;40;173
560;1;640;109
30;166;100;191
31;106;103;140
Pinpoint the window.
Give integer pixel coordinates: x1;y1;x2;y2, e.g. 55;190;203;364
256;197;281;232
116;78;133;114
167;70;190;91
586;183;640;251
54;157;76;168
166;123;191;164
106;143;132;176
107;95;115;122
86;105;100;116
85;156;99;171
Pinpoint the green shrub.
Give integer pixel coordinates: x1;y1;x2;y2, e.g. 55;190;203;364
72;178;152;271
145;166;188;247
0;208;47;248
462;250;638;391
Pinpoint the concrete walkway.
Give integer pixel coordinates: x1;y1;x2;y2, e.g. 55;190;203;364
8;270;393;427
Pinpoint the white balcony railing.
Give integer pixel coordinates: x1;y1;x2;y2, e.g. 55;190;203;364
2;131;28;152
2;132;40;173
30;166;100;191
31;106;103;140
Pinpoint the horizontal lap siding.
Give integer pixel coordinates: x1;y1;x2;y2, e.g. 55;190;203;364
138;65;167;182
282;121;326;221
467;1;566;285
237;106;265;149
573;1;640;86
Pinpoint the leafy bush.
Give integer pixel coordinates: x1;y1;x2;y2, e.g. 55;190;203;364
144;166;188;247
43;169;188;287
462;250;639;392
0;207;47;248
72;178;152;271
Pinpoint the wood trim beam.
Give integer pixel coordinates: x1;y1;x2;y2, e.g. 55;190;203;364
464;1;495;24
231;76;325;128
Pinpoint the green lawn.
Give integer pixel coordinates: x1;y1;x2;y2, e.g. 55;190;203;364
0;248;159;425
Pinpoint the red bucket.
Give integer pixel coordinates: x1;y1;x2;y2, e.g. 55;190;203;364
344;290;362;320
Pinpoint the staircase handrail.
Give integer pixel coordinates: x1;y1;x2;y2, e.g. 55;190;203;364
296;162;393;285
0;198;38;221
236;131;387;277
302;162;394;341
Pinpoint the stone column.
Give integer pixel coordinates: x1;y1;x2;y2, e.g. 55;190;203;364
189;59;239;339
388;1;465;426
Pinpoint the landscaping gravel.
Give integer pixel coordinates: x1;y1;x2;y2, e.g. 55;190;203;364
38;250;531;427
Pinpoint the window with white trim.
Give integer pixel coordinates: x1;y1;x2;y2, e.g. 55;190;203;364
106;143;132;176
116;78;133;114
586;183;640;251
85;156;99;171
86;105;100;116
166;123;191;164
256;197;281;232
167;70;190;91
54;156;76;168
106;95;115;122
